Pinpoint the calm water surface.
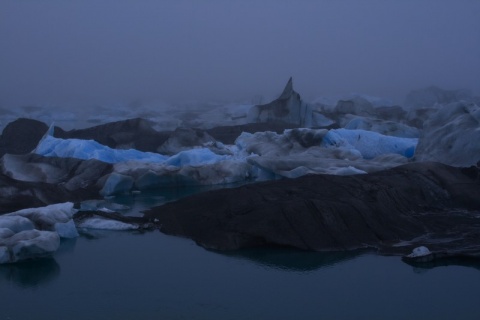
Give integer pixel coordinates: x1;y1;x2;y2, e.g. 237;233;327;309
1;189;479;320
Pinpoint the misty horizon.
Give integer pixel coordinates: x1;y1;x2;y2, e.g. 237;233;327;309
1;0;479;108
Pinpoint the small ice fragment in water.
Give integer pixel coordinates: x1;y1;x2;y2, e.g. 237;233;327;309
407;246;431;258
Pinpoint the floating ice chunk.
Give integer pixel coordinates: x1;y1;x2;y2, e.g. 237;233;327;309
4;203;79;238
77;218;138;231
415;101;480;166
407;246;431;258
54;220;79;238
9;202;77;220
0;230;60;263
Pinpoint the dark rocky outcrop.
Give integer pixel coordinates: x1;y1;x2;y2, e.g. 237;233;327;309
54;118;170;152
0;118;49;157
55;117;301;151
144;162;480;259
0;174;98;214
0;154;112;213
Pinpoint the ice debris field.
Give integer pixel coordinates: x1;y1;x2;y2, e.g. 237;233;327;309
1;128;417;264
35;126;417;167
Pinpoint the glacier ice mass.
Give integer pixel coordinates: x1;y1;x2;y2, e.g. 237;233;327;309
31;123;419;196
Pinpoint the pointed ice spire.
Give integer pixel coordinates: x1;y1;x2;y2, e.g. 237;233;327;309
247;77;308;125
279;77;294;100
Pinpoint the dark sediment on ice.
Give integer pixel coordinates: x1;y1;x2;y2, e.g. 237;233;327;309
0;118;48;157
0;154;112;213
54;118;171;153
144;162;480;260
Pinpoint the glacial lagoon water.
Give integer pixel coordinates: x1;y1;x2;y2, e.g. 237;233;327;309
1;189;480;320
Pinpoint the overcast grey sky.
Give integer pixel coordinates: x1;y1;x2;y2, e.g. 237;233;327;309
1;0;479;107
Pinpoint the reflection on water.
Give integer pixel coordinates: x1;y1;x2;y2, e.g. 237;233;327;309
0;239;79;288
2;189;480;319
0;258;60;288
220;247;368;272
107;183;247;216
1;231;479;320
56;238;78;255
404;257;480;273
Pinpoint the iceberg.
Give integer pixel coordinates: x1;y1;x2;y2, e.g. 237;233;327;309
35;134;168;164
414;101;480;166
0;203;78;263
236;128;417;160
234;128;415;179
0;230;60;263
0;201;153;263
344;116;419;138
157;127;218;155
114;159;256;191
0;216;35;233
34;128;229;167
247;77;310;126
322;129;417;159
29;120;417;197
5;202;79;238
407;246;431;258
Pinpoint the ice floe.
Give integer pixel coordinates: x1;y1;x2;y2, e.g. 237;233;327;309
0;202;142;263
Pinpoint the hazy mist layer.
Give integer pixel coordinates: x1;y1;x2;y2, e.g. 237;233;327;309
1;0;479;107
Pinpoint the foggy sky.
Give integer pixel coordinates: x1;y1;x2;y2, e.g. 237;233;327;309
1;0;479;107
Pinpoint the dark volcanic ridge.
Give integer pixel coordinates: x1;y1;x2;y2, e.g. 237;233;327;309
144;162;480;260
